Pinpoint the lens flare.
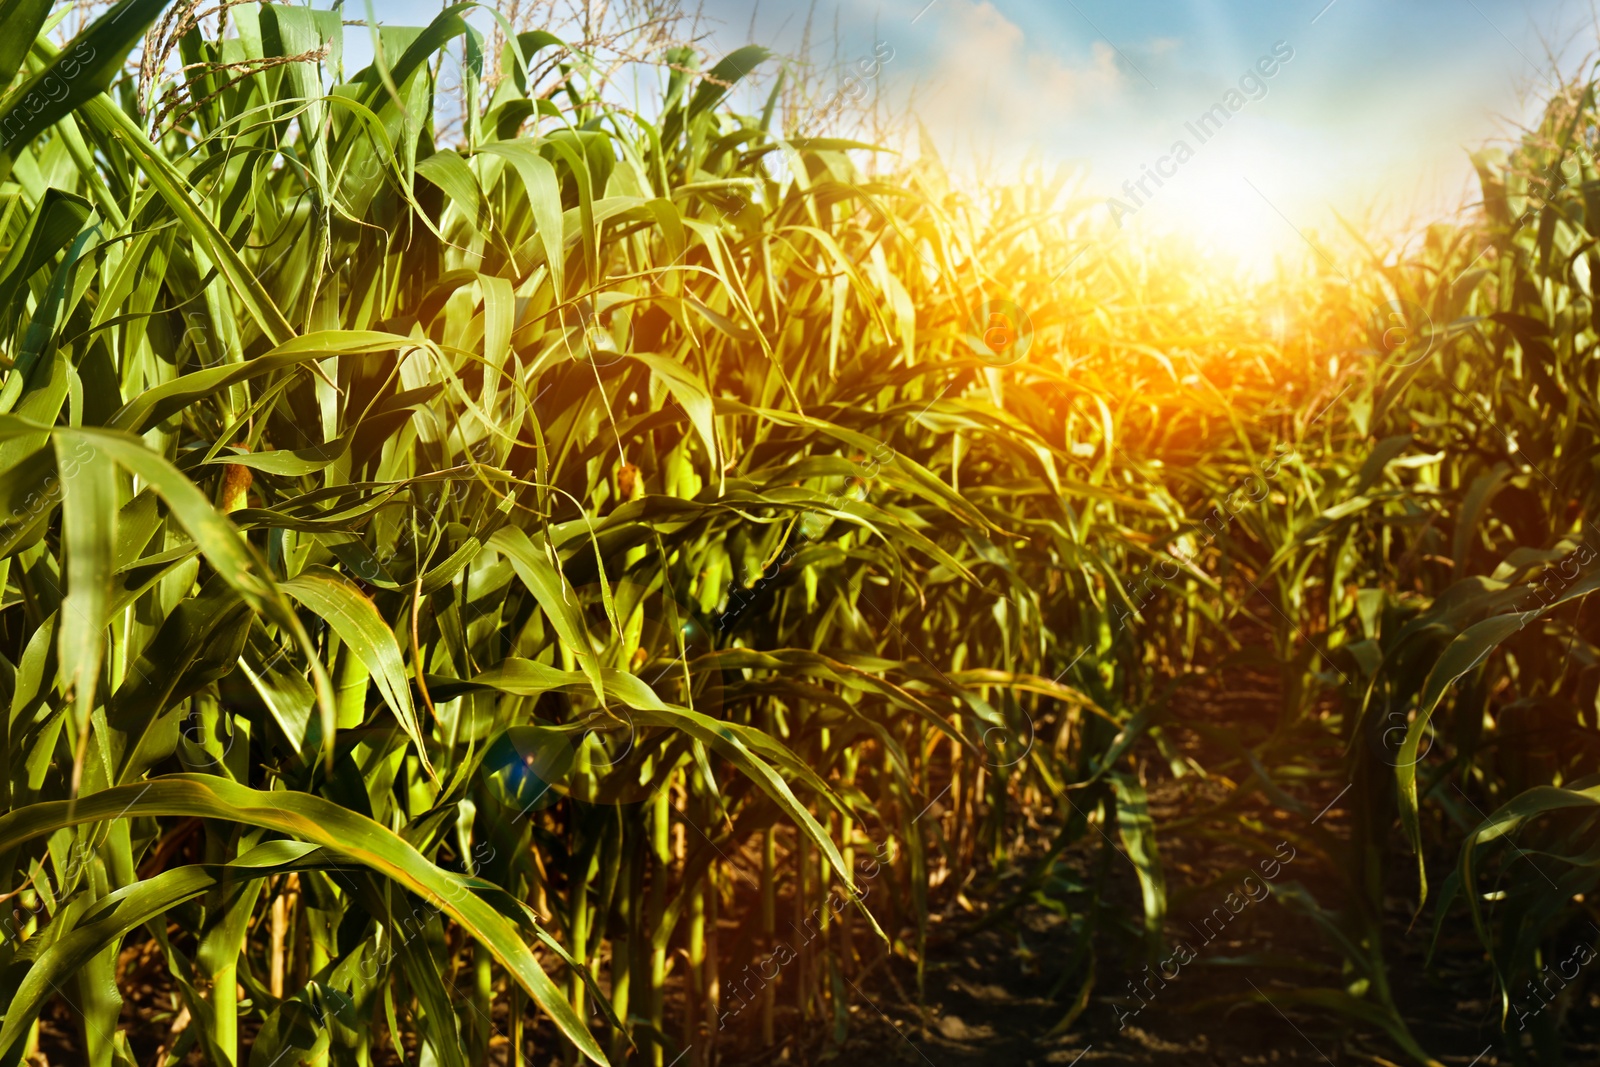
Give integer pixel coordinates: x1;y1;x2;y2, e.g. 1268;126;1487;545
482;724;575;814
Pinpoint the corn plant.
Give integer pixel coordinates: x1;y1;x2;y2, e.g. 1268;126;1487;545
0;3;1154;1064
2;3;1597;1066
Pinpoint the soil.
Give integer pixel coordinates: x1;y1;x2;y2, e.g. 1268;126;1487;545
710;667;1600;1067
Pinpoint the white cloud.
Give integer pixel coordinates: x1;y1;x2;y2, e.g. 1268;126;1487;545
896;0;1140;164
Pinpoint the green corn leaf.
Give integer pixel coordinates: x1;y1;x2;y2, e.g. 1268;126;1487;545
282;565;435;780
1397;569;1600;900
54;433;116;737
0;0;51;96
0;843;333;1062
488;526;606;703
0;776;612;1066
0;0;173;165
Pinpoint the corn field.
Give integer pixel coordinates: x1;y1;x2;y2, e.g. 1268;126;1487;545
0;2;1597;1066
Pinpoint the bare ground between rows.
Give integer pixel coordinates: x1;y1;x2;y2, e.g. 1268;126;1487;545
737;668;1600;1067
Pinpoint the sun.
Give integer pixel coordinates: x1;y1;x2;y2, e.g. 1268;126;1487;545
1118;146;1331;279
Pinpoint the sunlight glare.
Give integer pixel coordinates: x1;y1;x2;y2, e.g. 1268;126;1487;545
1117;143;1327;279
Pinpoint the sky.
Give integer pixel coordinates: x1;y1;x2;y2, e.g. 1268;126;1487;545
327;0;1595;269
693;0;1596;267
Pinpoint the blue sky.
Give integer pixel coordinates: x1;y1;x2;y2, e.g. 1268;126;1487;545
332;0;1592;265
696;0;1592;263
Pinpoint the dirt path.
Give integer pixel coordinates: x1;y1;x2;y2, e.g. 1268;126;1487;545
750;657;1600;1067
786;853;1529;1067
